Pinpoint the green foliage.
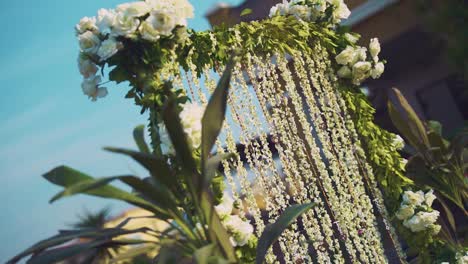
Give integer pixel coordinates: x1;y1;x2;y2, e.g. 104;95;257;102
341;89;411;213
255;203;315;264
388;88;468;258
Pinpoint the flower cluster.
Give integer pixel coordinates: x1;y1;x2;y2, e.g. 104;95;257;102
159;102;204;152
395;190;441;234
335;38;385;85
215;193;254;247
76;0;194;100
269;0;350;25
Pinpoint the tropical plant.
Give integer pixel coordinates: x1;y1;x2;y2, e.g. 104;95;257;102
7;57;314;264
388;87;467;262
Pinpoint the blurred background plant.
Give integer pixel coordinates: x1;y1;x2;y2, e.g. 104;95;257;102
388;87;467;263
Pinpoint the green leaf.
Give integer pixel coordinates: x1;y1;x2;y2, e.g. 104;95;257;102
427;120;442;135
437;196;457;234
7;228;150;264
256;203;315;264
201;56;236;188
200;192;237;262
193;244;217;263
27;240;106;264
103;147;175;188
240;8;253;17
204;153;235;188
44;167;167;216
389;88;430;150
133;125;151;154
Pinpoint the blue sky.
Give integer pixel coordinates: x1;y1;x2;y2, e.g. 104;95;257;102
0;0;242;261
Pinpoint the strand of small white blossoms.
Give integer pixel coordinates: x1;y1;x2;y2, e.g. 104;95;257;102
308;46;387;262
276;52;366;261
313;44;388;260
269;0;351;26
335;37;385;85
395;190;441;234
76;0;194;101
319;44;406;259
248;54;326;263
232;61;290;222
259;55;320;263
207;62;265;235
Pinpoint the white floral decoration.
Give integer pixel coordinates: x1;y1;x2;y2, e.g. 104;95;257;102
223;215;254;247
397;189;441;234
269;0;350;24
159;102;204;152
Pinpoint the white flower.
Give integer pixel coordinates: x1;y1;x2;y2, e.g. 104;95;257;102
356;47;367;61
425;189;437;207
337;65;352;78
170;0;195;18
96;8;117;35
112;12;140;37
328;0;350;22
431;224;441;235
81;75;108;101
344;33;359;44
455;251;468;264
223;215;254;247
97;37;120;61
75;16;98;35
139;20;161;41
403;211;439;232
179;102;204;148
393;134;405;150
159;102;204;153
288;5;312;20
335;46;355;65
395;204;414;220
215;193;234;217
116;1;151;17
371;62;385;79
77;56;98;78
146;10;177;37
269;2;290;17
369;38;381;59
402;190;425;206
351;61;372;85
78;31;100;54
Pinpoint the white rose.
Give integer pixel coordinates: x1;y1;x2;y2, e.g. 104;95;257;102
392;134;405;150
371;62;385;79
75;16;98;35
97;38;120;61
455;251;468;264
179;102;204;148
419;210;440;225
171;0;195;18
335;46;355;65
77;56;98;78
224;215;254;247
81;75;108;101
215;193;234;217
337;65;352;78
356;47;367;61
112;12;140;37
146;10;177;37
403;214;425;232
78;31;100;54
395;204;414;220
425;189;437;207
96;8;117;35
328;0;350;22
159;102;204;153
351;61;372;85
116;1;151;17
402;190;425;206
288;5;312;20
139;20;161;41
269;3;290;17
430;224;441;235
369;38;381;58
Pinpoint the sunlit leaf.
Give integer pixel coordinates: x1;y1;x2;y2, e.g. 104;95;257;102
256;203;315;264
133;125;151;154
